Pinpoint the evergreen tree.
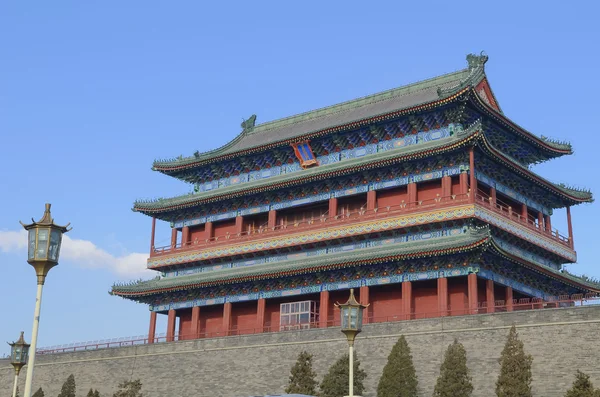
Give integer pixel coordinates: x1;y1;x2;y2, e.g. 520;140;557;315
32;387;45;397
433;339;473;397
285;351;318;395
57;374;76;397
377;335;418;397
87;389;101;397
565;371;600;397
113;379;143;397
496;325;533;397
15;386;19;397
320;352;367;397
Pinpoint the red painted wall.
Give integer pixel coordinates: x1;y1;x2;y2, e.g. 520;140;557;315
377;186;408;208
412;279;438;318
369;284;402;322
451;175;462;196
213;219;236;238
448;277;468;316
477;278;487;307
178;309;194;340
189;224;206;242
231;301;257;334
336;194;368;216
243;213;269;233
417;181;442;202
199;305;224;336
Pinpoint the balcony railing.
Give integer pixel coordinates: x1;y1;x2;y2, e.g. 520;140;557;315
474;190;571;247
34;293;599;355
152;194;471;256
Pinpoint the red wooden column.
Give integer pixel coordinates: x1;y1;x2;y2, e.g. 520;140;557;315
567;206;574;248
235;216;244;236
359;285;370;323
459;172;468;196
402;281;413;320
148;311;157;344
441;176;452;199
205;222;213;241
366;190;377;211
467;273;478;315
268;210;277;230
319;290;330;328
521;204;528;224
486;279;495;313
181;226;190;248
469;147;477;203
545;214;552;233
437;278;448;317
537;212;544;230
407;183;417;205
490;187;497;207
150;217;156;254
170;228;178;249
256;298;266;333
223;302;232;336
190;306;201;339
506;287;514;312
166;309;176;342
329;197;338;219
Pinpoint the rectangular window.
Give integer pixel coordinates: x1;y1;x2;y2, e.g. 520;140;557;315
279;300;318;331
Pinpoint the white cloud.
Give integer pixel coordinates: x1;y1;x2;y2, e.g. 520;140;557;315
0;229;151;277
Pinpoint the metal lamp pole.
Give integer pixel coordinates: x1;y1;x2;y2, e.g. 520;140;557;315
20;204;71;397
335;288;368;397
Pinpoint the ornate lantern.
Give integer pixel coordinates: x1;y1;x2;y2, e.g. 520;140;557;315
8;332;30;397
21;203;71;284
335;288;368;397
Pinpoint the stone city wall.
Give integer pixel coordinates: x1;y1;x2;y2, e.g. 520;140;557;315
2;305;600;397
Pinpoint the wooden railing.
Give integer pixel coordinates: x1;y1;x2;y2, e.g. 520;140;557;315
35;294;600;355
474;190;571;247
151;194;471;256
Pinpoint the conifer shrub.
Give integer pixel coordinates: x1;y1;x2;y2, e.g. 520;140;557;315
433;339;473;397
285;351;318;396
565;371;600;397
57;374;76;397
113;379;143;397
87;388;101;397
320;352;367;397
32;387;45;397
377;335;418;397
496;325;533;397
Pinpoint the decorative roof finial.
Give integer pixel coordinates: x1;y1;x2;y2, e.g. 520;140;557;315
466;51;488;71
241;114;257;133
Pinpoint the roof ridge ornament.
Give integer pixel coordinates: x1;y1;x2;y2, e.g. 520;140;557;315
466;51;488;71
241;114;257;133
438;52;488;98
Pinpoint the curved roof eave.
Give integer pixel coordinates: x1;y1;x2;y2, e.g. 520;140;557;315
111;229;490;297
133;126;479;217
478;133;593;205
469;89;573;156
489;239;600;293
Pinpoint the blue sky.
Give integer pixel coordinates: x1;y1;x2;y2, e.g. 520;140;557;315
1;1;599;355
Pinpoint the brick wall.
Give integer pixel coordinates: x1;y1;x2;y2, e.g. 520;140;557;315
2;305;600;397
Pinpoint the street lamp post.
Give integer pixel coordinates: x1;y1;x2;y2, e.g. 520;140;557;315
335;288;368;397
8;332;30;397
20;203;71;397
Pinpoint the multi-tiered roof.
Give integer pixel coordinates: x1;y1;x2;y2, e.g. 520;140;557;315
113;53;596;306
